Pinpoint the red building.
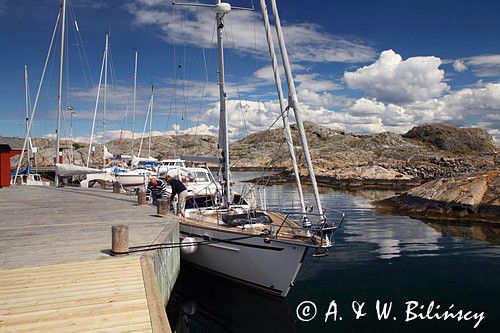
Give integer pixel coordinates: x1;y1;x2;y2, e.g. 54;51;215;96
0;142;22;188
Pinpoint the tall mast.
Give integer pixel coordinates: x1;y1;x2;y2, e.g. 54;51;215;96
24;65;29;137
14;7;61;185
24;65;30;164
148;84;154;158
131;48;138;155
215;1;231;208
86;41;106;167
260;0;306;215
102;33;109;169
55;0;66;186
172;0;252;208
270;0;324;221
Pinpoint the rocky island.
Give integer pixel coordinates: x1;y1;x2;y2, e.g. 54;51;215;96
8;123;497;183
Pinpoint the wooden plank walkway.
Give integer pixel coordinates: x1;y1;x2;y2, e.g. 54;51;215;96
0;257;152;332
0;186;166;270
0;186;177;332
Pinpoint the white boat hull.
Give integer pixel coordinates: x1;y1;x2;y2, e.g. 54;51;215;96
80;172;116;188
55;163;101;177
115;173;150;188
179;224;307;297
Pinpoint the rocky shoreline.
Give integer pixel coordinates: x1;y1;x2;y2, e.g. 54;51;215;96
245;169;422;190
375;171;499;224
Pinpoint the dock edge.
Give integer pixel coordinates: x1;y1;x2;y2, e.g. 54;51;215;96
139;220;180;333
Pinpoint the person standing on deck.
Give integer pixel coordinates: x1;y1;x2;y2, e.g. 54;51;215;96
147;178;166;206
166;175;188;219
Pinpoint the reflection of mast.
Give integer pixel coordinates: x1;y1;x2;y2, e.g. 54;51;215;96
270;0;324;221
55;0;67;186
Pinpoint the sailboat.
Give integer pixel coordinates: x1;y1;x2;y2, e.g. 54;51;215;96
115;84;158;188
171;0;343;297
11;66;51;187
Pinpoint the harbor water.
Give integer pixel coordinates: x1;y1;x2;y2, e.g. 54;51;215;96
167;172;499;332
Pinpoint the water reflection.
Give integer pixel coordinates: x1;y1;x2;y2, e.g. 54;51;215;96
167;265;296;333
425;220;500;244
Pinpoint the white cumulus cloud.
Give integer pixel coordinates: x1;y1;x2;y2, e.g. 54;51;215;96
126;1;376;63
453;59;468;72
343;50;449;104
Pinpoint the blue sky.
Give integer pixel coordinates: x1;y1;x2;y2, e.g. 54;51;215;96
0;0;499;142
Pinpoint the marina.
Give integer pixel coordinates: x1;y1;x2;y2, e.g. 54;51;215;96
0;0;498;332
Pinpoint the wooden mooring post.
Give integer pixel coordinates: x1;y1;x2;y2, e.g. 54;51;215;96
112;181;121;193
157;198;169;216
111;224;129;256
137;190;147;205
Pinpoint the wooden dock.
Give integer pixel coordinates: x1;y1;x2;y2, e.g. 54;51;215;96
0;186;180;332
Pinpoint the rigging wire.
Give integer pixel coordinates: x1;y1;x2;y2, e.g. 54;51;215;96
181;5;190;132
14;8;61;182
68;0;94;88
251;5;264;134
194;13;217;135
225;15;249;137
166;3;180;133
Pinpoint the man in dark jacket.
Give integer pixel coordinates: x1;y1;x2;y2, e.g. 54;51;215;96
166;175;188;218
147;178;167;205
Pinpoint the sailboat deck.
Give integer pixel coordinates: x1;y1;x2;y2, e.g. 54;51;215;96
183;208;318;244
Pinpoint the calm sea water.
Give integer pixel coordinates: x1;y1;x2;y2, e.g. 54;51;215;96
167;172;500;332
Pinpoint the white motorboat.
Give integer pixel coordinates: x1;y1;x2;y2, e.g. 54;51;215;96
165;166;221;199
157;159;186;177
170;0;343;298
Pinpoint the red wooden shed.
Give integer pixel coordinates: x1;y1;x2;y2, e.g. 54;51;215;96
0;142;22;188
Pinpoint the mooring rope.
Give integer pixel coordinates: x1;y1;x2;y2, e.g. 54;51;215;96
114;233;262;255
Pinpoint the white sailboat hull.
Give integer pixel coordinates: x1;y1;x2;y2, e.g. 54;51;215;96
179;224;307;297
55;163;101;177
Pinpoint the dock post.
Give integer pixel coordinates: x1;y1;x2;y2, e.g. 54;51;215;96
138;190;147;206
111;224;129;256
157;199;169;216
112;181;121;193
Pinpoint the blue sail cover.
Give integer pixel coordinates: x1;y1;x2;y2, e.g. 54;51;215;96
11;163;30;176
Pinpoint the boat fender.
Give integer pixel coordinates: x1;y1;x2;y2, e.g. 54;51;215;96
182;300;197;315
181;237;198;255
